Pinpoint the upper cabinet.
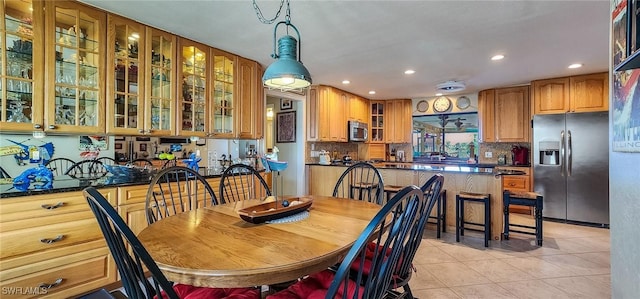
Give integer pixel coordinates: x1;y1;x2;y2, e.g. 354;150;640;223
532;72;608;114
307;85;347;142
0;0;44;132
211;48;235;138
177;38;208;137
370;101;385;143
145;27;176;136
479;86;530;143
45;0;106;134
384;99;411;144
347;94;368;123
105;15;145;135
236;56;263;139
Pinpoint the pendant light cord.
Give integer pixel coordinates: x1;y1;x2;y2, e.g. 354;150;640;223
252;0;291;24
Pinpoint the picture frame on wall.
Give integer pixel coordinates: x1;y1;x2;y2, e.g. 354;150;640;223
139;143;147;152
276;111;296;143
280;98;292;110
114;143;123;150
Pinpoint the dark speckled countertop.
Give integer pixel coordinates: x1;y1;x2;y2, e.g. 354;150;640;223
307;162;527;176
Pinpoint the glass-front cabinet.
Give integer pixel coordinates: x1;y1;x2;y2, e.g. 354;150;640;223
211;48;235;138
0;0;43;132
145;28;175;135
45;1;105;134
370;101;385;143
178;39;208;137
106;15;144;135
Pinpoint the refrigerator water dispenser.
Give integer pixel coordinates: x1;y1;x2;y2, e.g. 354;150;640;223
539;141;560;165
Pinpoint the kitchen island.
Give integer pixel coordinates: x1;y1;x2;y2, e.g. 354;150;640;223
307;162;525;241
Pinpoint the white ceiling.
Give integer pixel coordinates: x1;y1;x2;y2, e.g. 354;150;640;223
80;0;611;100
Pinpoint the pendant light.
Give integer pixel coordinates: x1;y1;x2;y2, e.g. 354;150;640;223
253;0;312;91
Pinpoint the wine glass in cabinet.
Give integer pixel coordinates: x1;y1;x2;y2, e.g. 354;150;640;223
178;39;208;137
45;1;106;134
145;27;175;136
106;15;144;135
0;0;44;132
211;48;235;138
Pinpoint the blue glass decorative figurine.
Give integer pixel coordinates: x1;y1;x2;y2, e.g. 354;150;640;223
182;152;201;172
12;164;54;191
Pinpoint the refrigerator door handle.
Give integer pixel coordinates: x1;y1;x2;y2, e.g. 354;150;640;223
560;130;565;176
567;130;572;176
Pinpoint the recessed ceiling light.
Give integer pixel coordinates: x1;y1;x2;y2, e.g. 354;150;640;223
491;54;505;61
435;93;443;96
342;80;350;84
368;91;376;95
404;70;415;75
568;63;583;69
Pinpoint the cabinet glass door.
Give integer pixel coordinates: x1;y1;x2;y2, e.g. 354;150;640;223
1;0;42;132
107;16;143;134
212;50;234;137
148;30;173;134
370;102;384;142
48;2;104;133
179;42;207;136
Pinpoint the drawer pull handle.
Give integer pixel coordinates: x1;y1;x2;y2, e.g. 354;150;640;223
40;235;64;244
39;278;64;289
41;202;65;210
508;183;516;186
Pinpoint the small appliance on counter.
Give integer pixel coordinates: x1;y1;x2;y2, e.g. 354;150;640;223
511;145;529;165
318;150;331;165
342;155;353;163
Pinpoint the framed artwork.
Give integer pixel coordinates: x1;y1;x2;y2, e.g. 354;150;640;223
280;98;292;110
114;143;123;150
79;135;108;150
136;136;151;142
114;136;125;141
276;111;296;143
139;143;147;152
613;69;640;152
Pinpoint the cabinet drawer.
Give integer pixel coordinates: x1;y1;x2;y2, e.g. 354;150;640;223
0;218;102;260
0;189;116;226
503;176;530;191
1;247;116;299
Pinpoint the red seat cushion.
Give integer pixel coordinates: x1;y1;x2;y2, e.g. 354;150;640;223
157;284;261;299
267;270;363;299
350;242;406;279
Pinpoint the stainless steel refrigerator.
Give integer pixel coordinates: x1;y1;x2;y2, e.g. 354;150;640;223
533;112;609;226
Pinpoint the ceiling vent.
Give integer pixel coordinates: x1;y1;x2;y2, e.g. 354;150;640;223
436;81;466;93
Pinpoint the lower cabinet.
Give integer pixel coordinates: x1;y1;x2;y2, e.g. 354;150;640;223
307;165;348;196
0;189;118;299
497;166;532;214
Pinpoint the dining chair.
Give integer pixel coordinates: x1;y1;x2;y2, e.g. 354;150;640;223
65;160;107;179
44;157;75;176
130;158;154;168
146;166;218;225
333;162;384;205
219;164;271;204
96;156;118;166
84;187;261;299
266;185;425;299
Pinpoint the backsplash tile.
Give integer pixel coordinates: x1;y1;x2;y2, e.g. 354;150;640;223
479;142;530;165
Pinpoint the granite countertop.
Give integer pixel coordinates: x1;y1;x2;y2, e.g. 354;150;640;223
0;167;237;199
306;162;527;176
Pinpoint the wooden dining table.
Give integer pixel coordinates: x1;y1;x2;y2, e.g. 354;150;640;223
136;195;382;288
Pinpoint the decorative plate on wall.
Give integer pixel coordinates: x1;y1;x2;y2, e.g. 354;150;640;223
456;96;471;110
416;100;429;112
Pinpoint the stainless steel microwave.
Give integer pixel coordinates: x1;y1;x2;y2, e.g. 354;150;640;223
348;121;368;142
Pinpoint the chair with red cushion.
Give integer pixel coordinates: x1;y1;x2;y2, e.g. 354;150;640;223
84;187;260;299
267;185;425;299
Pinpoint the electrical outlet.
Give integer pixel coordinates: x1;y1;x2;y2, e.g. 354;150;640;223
311;150;319;157
485;151;493;158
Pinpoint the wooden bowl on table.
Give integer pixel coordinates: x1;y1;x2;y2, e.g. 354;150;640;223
237;197;313;224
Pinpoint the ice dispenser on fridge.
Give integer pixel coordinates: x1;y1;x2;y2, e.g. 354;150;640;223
538;141;559;165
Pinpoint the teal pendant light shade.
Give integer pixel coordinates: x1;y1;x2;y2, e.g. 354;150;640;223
263;21;312;91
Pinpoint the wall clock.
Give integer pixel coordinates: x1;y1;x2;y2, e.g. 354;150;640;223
432;96;452;113
416;100;429;112
456;96;471;110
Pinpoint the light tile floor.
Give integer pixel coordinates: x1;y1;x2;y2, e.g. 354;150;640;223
411;214;611;299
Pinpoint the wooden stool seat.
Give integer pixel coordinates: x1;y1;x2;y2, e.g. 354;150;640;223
456;192;491;247
503;190;543;246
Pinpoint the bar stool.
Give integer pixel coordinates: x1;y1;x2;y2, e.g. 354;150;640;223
384;185;447;238
456;191;491;247
503;190;543;246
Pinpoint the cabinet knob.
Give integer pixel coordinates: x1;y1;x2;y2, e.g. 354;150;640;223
40;235;64;244
33;124;42;129
48;125;57;130
139;129;145;134
41;202;65;210
39;278;64;290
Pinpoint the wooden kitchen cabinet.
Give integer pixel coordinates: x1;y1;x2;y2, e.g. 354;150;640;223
211;48;236;138
236;56;264;139
370;101;386;143
105;14;145;135
497;166;533;214
348;94;368;123
308;165;347;196
143;27;177;136
479;86;530;143
0;0;45;133
0;188;117;299
532;72;608;114
306;85;347;142
45;0;106;134
177;38;209;137
384;99;412;144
